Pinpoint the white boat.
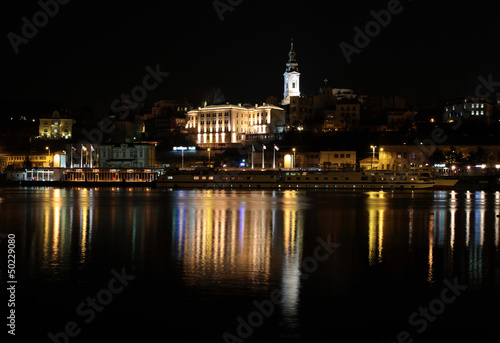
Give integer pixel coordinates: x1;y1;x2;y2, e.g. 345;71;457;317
156;169;436;190
410;167;459;189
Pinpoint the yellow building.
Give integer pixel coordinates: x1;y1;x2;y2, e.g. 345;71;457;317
0;153;51;170
39;111;75;139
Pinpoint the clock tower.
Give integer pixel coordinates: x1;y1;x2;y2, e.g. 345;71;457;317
282;39;301;106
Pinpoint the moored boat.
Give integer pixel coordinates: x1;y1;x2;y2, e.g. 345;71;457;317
156;168;435;190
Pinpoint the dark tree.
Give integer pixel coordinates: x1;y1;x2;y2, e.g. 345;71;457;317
23;155;33;169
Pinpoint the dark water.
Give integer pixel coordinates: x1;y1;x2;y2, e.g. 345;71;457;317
1;187;499;342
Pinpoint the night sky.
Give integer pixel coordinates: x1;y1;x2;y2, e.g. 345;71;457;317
2;0;500;118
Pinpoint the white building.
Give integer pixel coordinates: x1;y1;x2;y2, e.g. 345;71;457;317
185;104;285;148
98;143;156;168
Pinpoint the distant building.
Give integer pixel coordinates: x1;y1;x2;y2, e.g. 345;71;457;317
144;100;192;139
387;110;416;131
444;97;493;124
38;111;75;139
327;98;363;131
269;150;356;169
185;104;286;148
98;143;156;168
377;144;500;171
361;95;407;127
320;151;356;169
108;114;144;143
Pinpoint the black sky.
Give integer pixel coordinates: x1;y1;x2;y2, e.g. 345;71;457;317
2;0;500;118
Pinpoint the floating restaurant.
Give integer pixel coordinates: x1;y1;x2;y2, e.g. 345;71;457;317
62;168;160;182
15;168;163;187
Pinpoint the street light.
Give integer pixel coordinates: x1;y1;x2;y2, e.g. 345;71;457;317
292;148;296;169
370;145;376;170
207;148;211;165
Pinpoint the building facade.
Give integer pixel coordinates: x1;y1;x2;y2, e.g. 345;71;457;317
39;111;75;139
0;154;53;170
376;144;500;171
185;104;286;148
98;143;156;168
144;100;191;138
444;97;493;124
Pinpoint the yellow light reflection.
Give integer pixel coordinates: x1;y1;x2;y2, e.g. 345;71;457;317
367;192;386;266
173;190;304;322
427;213;434;284
496;192;500;249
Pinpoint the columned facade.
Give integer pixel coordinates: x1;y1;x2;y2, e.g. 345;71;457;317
185;104;285;148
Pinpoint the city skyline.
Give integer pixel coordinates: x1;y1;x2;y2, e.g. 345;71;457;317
2;0;500;118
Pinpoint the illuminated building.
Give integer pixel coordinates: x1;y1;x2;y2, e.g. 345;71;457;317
185;104;285;148
444;97;493;124
38;111;75;139
0;153;52;169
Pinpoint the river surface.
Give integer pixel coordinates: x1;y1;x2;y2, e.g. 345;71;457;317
1;187;499;342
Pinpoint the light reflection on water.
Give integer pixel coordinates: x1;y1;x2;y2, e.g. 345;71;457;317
171;190;306;326
1;188;498;286
1;187;499;341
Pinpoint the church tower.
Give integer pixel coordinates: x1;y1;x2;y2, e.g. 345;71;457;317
282;39;301;106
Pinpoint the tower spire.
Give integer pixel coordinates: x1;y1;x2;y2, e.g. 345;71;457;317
286;38;298;72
